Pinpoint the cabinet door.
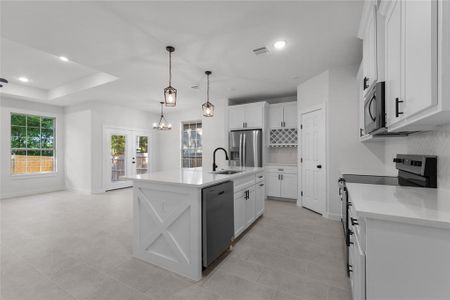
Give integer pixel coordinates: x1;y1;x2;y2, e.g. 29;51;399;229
245;103;264;128
229;106;246;129
234;192;246;237
350;235;366;300
404;0;438;117
269;103;284;128
283;102;298;128
265;172;280;197
385;0;405;126
245;188;256;227
255;182;265;217
280;173;297;199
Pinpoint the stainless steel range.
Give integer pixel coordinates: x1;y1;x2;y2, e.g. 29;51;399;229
338;154;437;276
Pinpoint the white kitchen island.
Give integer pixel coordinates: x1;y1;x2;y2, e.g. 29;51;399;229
125;167;265;281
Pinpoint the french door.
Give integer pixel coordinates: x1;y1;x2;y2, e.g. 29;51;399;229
103;127;151;191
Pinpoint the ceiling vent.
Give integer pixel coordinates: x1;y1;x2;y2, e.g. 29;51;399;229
252;46;270;55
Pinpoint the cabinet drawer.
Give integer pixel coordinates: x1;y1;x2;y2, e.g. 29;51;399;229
234;175;255;192
265;166;297;174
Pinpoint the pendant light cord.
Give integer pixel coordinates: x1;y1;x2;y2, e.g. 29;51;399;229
168;51;172;86
207;73;210;103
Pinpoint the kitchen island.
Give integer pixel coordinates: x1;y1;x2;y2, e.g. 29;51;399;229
124;167;265;281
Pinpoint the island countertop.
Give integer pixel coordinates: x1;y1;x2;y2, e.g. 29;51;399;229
124;167;264;188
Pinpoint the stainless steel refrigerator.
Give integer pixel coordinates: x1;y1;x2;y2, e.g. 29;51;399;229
229;129;262;167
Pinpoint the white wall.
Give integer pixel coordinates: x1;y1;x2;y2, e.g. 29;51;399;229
159;100;228;171
268;148;297;164
0;97;65;198
297;66;393;218
64;103;92;193
64;101;159;193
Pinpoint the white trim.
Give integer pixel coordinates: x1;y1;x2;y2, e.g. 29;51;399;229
8;110;59;176
0;186;65;200
10;172;58;180
358;0;377;39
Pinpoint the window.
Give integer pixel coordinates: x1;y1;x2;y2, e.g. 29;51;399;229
182;121;202;168
10;113;56;175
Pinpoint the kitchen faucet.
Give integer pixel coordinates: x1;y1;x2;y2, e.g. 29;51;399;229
212;147;229;171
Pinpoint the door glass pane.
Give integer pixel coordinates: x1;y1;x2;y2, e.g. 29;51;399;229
111;135;126;182
135;136;149;175
182;122;202;168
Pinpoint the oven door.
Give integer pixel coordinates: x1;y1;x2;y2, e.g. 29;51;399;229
364;88;379;134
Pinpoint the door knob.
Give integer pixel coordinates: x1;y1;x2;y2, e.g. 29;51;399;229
316;165;322;169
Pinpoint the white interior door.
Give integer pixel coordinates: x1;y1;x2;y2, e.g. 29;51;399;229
103;128;151;191
301;107;326;214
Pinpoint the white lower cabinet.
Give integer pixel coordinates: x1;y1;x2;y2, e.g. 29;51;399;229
280;173;297;199
265;166;297;199
255;181;265;217
233;172;265;238
233;191;246;237
245;188;256;226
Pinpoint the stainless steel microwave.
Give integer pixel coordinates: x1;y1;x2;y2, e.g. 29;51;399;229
364;82;385;134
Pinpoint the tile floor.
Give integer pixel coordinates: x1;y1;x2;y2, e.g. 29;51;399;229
1;189;350;300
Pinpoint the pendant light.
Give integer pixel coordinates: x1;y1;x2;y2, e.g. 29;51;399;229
153;102;172;130
164;46;177;107
202;71;214;117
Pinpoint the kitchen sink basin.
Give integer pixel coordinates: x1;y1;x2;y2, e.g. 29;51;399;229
213;170;243;175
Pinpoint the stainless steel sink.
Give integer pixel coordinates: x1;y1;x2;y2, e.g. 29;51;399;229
213;170;243;175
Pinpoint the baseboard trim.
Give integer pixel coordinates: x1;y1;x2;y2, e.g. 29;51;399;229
0;186;66;199
323;212;341;221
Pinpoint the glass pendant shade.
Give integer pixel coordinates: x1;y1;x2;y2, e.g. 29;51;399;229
202;71;214;117
153;102;172;130
164;46;177;107
164;85;177;107
202;101;214;117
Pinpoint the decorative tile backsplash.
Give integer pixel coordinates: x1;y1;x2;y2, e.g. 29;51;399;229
406;123;450;191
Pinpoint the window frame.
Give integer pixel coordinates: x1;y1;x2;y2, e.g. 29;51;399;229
9;110;58;178
181;120;202;169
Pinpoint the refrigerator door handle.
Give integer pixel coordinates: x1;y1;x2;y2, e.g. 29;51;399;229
242;133;246;167
253;131;259;168
239;133;243;167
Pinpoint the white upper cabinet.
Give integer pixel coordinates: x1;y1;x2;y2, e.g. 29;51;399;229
403;0;438;117
379;0;449;132
384;0;405;127
362;2;378;93
268;102;297;129
228;102;266;130
283;102;298;128
269;103;284;128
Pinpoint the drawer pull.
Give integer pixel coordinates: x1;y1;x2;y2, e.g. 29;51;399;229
259;184;264;187
278;168;284;171
351;217;359;226
258;175;263;178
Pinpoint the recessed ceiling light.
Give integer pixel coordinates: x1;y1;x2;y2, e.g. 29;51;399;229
18;77;29;83
273;40;287;50
59;56;69;62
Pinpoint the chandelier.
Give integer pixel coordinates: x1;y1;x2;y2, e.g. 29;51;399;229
153;102;172;130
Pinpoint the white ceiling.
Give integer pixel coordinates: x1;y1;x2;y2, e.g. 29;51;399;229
0;1;363;113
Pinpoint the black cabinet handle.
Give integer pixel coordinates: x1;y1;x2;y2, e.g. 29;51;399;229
395;98;404;118
363;77;369;90
348;264;353;273
351;217;359;226
316;165;322;169
259;184;264;187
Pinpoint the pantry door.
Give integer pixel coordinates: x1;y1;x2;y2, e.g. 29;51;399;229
103;128;151;191
300;106;326;214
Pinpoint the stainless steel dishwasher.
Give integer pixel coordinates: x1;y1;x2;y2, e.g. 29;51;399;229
202;181;234;268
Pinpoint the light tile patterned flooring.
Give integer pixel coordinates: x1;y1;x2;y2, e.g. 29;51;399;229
1;189;350;300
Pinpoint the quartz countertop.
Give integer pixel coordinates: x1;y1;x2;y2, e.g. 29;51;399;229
346;183;450;229
123;167;264;188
